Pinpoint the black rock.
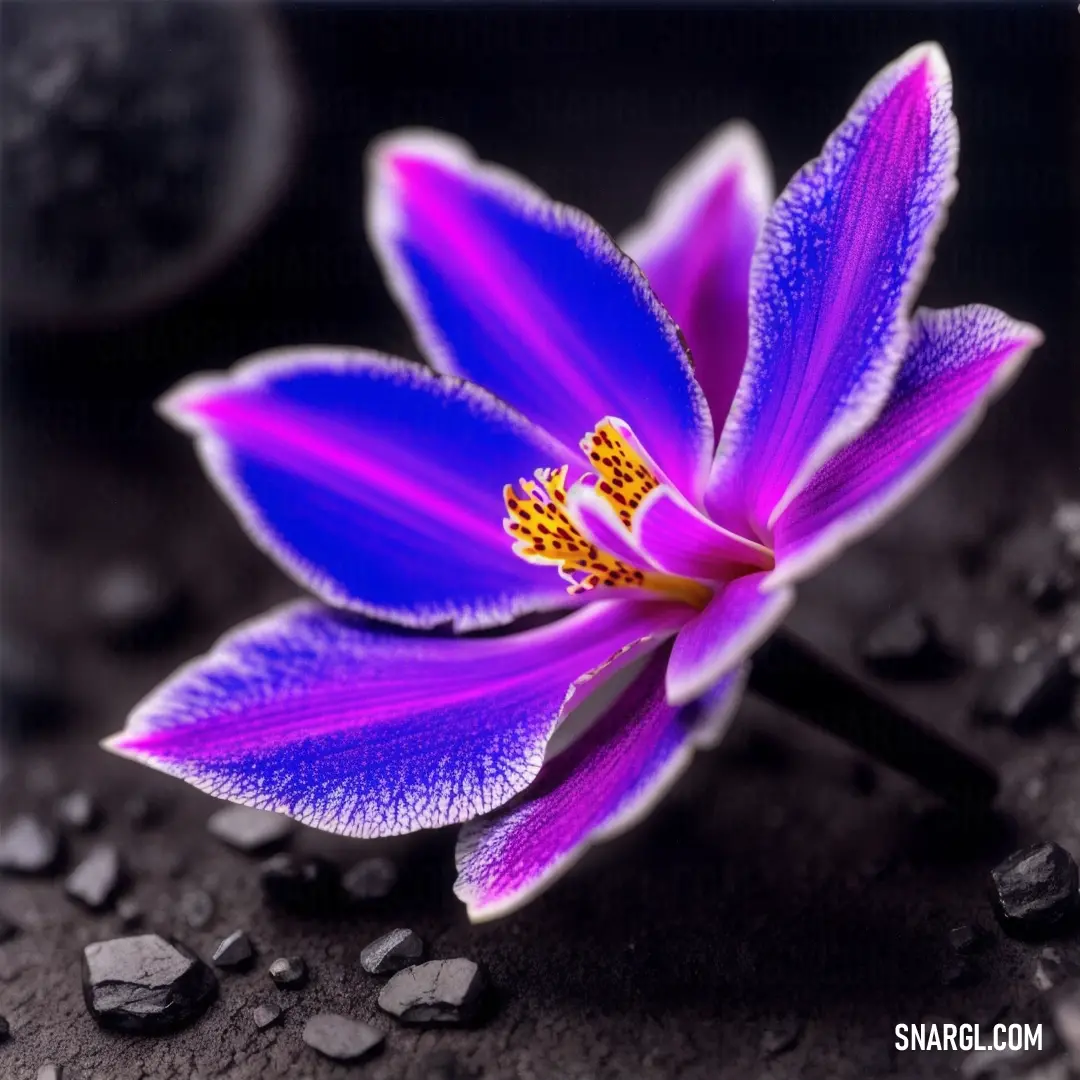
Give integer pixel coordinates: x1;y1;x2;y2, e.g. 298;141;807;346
949;923;990;954
974;643;1077;733
302;1013;384;1063
269;955;307;989
56;790;101;832
65;843;123;911
88;563;190;651
0;814;62;874
361;928;424;975
123;794;164;831
378;959;486;1025
0;1014;9;1042
212;930;254;970
991;842;1080;938
1027;562;1077;614
260;853;343;914
179;888;215;930
759;1017;805;1058
82;933;218;1033
343;856;398;902
860;607;958;681
116;897;143;930
1;0;300;328
941;955;983;988
208;805;293;854
0;913;19;943
252;1003;282;1030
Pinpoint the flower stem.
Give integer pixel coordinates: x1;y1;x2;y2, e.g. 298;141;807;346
748;630;999;806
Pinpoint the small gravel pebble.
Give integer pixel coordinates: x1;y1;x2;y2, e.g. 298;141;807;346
378;959;486;1025
123;795;164;831
949;923;990;954
64;843;123;911
88;562;189;651
361;928;424;975
991;842;1080;938
343;856;397;902
0;814;62;875
974;645;1077;733
860;607;958;681
260;853;343;914
302;1012;384;1062
212;930;254;970
56;790;101;832
207;805;293;854
269;955;307;989
252;1002;282;1030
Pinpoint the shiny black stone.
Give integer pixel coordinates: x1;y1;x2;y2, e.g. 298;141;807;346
343;856;397;902
207;805;293;854
123;794;164;831
974;644;1077;733
56;790;101;832
82;933;217;1033
0;814;62;875
65;843;123;911
378;959;486;1025
991;842;1080;938
260;853;343;914
212;930;254;970
269;955;307;989
88;562;190;651
361;928;424;975
302;1013;384;1062
252;1003;282;1030
859;607;958;681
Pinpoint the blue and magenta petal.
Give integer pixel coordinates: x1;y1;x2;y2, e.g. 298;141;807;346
707;44;958;538
771;305;1043;586
161;349;578;631
666;571;795;705
367;130;714;502
454;651;747;921
621;122;773;433
104;599;689;838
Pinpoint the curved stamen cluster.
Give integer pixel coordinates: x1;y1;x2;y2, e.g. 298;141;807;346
503;456;712;612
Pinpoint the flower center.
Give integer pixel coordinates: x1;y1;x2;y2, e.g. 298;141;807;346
503;420;714;611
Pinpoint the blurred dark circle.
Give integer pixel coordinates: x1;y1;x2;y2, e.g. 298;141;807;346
1;0;301;329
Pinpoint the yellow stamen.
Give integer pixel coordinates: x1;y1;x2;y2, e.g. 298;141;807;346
580;419;660;533
503;465;712;611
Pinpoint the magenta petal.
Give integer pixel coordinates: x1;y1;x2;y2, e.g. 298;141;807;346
666;572;794;705
633;488;773;578
772;305;1043;586
104;599;689;838
454;651;747;920
161;349;576;632
621;122;773;431
707;44;958;536
367;130;714;501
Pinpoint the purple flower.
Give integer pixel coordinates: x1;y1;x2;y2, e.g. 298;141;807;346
105;45;1041;920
